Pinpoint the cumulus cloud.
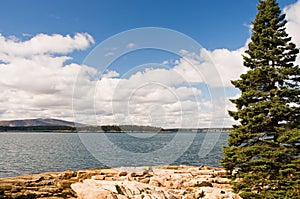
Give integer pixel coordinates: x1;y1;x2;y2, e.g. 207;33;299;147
138;46;247;88
0;33;94;60
89;64;228;128
1;1;299;128
101;70;120;78
200;47;247;87
284;0;300;65
166;0;300;89
0;33;95;121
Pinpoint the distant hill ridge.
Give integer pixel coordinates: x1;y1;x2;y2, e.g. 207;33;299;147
0;118;231;133
0;118;78;127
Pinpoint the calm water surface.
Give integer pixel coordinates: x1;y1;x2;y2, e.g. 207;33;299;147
0;132;228;177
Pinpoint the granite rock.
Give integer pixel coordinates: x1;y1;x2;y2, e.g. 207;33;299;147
0;166;241;199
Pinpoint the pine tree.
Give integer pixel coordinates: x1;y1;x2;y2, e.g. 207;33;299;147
221;0;300;198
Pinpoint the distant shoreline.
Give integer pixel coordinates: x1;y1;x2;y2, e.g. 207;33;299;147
0;118;232;133
0;125;231;133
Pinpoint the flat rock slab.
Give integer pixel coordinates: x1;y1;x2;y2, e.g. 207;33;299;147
71;166;242;199
0;166;242;199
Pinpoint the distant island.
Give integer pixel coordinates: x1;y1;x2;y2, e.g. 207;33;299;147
0;118;231;133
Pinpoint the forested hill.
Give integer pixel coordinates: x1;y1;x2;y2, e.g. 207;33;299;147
0;118;78;127
0;118;231;133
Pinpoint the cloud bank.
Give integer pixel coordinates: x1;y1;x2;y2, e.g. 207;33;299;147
0;33;95;121
0;1;299;128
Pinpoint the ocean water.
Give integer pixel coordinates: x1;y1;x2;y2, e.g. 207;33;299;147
0;132;228;178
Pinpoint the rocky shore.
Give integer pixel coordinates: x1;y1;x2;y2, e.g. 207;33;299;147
0;165;241;199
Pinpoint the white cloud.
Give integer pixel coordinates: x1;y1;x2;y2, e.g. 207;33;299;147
199;47;247;87
0;32;94;61
89;65;228;128
126;42;137;49
162;60;169;65
179;49;189;55
22;33;32;37
170;0;300;88
284;0;300;65
0;33;95;121
164;46;247;88
1;1;299;128
101;70;120;78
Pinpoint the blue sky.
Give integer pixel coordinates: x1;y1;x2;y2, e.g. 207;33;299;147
0;0;296;60
0;0;299;127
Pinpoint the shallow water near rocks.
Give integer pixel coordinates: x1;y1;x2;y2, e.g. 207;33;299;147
0;132;228;177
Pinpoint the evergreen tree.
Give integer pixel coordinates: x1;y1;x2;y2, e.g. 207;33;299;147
221;0;300;198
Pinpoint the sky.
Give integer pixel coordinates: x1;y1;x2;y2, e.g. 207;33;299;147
0;0;299;128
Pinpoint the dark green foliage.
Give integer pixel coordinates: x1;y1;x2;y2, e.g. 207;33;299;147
101;125;122;132
0;125;76;132
220;0;300;198
100;125;162;132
